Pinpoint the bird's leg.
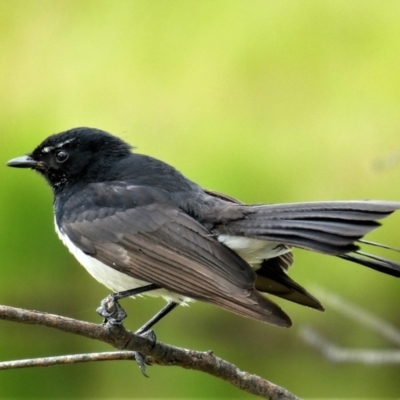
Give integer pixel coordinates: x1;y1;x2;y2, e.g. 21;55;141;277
97;283;160;325
136;300;179;334
98;286;179;375
134;301;179;376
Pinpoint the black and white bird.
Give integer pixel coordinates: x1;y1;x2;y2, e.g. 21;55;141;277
7;127;400;332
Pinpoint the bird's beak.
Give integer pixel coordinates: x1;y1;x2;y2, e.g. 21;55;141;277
6;155;39;169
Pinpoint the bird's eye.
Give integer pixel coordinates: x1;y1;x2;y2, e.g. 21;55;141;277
55;150;69;163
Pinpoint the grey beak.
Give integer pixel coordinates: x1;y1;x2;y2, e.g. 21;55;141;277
6;155;38;168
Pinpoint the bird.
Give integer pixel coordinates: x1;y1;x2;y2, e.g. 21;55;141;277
7;127;400;333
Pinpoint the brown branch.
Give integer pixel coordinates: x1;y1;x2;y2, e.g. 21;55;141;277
0;351;137;370
0;305;300;400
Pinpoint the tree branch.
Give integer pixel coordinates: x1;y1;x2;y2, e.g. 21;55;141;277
0;351;137;370
298;287;400;365
300;326;400;365
0;305;300;400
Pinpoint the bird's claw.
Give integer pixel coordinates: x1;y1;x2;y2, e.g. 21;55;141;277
136;328;157;344
133;329;157;376
134;351;153;377
97;295;159;375
96;294;127;325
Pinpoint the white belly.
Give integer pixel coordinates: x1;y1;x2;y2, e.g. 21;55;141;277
55;220;192;304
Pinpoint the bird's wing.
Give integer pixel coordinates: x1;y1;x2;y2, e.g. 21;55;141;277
254;255;323;310
59;182;291;327
205;189;324;309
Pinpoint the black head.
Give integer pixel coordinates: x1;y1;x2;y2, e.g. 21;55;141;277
7;127;132;192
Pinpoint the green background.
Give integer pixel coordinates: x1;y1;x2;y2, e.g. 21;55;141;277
1;1;400;398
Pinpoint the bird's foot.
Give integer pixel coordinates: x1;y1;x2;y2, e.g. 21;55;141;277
96;294;127;325
133;329;157;376
134;352;152;377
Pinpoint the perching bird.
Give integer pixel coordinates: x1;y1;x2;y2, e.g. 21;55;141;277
7;127;400;332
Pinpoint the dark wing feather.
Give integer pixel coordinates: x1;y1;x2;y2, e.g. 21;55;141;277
60;183;291;327
205;189;325;308
255;256;323;311
206;189;328;308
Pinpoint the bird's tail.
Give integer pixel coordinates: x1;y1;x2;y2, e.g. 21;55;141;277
217;200;400;277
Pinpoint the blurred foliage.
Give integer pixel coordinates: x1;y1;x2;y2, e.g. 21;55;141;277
1;0;400;398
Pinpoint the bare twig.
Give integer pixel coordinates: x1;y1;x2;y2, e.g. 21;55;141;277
300;326;400;365
299;287;400;365
0;305;299;400
0;351;137;370
312;287;400;346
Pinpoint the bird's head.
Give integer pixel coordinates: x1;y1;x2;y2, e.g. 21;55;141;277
7;127;132;192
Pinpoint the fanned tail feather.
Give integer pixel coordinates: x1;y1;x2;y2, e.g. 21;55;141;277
218;200;400;277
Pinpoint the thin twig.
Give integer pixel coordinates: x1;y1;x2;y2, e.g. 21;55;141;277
0;351;137;370
0;305;299;400
300;326;400;365
299;287;400;365
312;287;400;346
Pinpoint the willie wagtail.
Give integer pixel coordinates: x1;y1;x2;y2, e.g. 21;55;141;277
7;127;400;332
